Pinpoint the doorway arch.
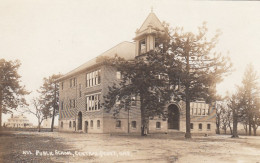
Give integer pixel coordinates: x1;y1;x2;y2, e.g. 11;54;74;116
78;112;82;130
167;104;180;130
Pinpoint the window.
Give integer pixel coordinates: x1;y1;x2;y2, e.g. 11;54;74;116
60;101;64;110
206;108;210;115
70;78;76;87
156;122;161;129
199;123;202;130
202;109;205;115
86;93;101;111
70;79;72;87
194;108;197;115
139;39;146;54
86;70;101;87
116;71;123;80
131;95;136;106
79;84;82;97
97;120;100;128
190;123;193;129
69;121;72;128
90;120;93;128
73;121;76;128
61;82;64;90
116;120;121;128
70;99;75;108
131;121;136;128
198;108;201;115
207;124;211;130
61;122;63;128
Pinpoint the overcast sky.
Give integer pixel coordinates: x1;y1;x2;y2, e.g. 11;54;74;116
1;0;260;125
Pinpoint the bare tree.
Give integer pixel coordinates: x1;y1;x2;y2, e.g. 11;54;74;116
24;98;46;132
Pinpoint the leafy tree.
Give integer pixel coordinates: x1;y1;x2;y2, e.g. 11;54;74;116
102;54;172;136
162;23;232;138
227;86;245;138
240;64;259;136
38;74;62;131
0;59;29;129
251;96;260;136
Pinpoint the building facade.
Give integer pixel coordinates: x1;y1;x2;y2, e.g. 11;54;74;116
5;114;33;128
57;12;216;135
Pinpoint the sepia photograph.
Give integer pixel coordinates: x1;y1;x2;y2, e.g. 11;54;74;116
0;0;260;162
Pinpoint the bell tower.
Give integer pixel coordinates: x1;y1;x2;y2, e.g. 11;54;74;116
133;10;165;57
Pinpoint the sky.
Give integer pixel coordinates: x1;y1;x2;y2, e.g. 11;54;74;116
1;0;260;125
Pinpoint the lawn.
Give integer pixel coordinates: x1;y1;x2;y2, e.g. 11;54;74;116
0;131;260;163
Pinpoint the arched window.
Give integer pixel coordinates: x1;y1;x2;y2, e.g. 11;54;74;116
69;121;72;128
199;123;202;130
61;122;63;128
131;121;136;128
116;120;121;128
97;120;100;128
156;122;161;129
90;120;93;128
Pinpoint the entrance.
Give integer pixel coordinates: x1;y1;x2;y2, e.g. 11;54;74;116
78;112;82;130
85;121;88;133
168;104;180;130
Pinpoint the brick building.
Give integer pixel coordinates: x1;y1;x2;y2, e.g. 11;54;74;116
57;12;216;135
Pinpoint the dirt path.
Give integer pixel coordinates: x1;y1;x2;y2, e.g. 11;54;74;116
1;131;260;163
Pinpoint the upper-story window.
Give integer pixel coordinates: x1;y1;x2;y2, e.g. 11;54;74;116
139;39;146;55
86;70;101;87
70;78;76;88
79;84;82;97
116;71;123;80
85;93;101;111
70;99;76;108
60;101;64;110
61;82;64;90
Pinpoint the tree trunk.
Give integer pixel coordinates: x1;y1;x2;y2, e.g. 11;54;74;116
185;95;191;139
51;82;57;132
0;105;2;131
38;122;41;132
245;124;248;135
229;126;233;135
249;117;252;136
0;93;2;131
140;94;148;136
216;115;220;134
231;108;239;138
253;127;257;136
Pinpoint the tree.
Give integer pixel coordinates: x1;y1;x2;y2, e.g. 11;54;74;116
163;23;232;138
227;87;244;138
240;64;259;136
102;54;172;136
217;100;233;135
24;98;46;132
251;97;260;136
38;74;62;132
216;102;222;134
0;59;29;129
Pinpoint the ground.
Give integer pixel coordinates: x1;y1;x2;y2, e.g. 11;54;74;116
0;131;260;163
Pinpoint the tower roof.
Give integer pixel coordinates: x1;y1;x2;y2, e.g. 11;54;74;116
137;11;164;33
134;11;165;40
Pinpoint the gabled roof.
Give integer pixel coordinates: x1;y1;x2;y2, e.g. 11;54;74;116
57;41;135;81
137;12;164;33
